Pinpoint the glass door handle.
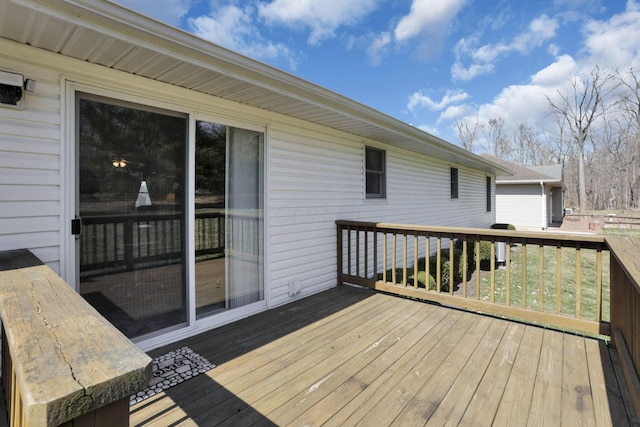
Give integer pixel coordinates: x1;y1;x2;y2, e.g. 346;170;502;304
71;217;82;236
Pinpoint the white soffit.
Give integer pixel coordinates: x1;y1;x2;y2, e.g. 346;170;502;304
0;0;506;175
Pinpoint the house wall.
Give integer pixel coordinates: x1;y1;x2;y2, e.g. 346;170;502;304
0;41;495;318
495;183;546;230
267;122;495;306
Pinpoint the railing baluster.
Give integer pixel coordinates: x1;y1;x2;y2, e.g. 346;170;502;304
596;243;602;323
506;238;511;306
356;227;360;278
475;238;480;300
462;239;468;298
403;232;407;287
346;227;352;276
522;239;527;308
576;242;582;318
413;233;418;289
490;240;495;303
436;237;442;293
382;232;387;283
392;232;397;284
556;242;562;314
364;228;368;280
425;235;430;289
373;228;378;283
539;243;544;312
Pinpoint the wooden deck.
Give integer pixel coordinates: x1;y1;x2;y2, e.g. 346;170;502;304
131;285;638;426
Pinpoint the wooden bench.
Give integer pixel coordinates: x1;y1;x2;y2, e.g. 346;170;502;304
0;250;152;426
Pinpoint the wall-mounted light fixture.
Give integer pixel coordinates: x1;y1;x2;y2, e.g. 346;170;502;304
0;70;36;110
112;158;127;168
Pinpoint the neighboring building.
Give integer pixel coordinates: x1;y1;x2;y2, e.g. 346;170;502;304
482;154;565;231
0;0;506;350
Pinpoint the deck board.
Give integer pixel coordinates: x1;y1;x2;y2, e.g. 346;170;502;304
131;285;636;426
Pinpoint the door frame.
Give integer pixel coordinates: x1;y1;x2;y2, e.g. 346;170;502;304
63;79;270;350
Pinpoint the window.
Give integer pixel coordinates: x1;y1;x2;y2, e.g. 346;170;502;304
366;147;386;198
486;176;492;211
450;167;459;199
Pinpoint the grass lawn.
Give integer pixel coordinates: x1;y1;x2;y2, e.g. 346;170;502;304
465;243;610;323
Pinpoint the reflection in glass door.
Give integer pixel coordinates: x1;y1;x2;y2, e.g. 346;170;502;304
77;94;187;339
195;121;264;318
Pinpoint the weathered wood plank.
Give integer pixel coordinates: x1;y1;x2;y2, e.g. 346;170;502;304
261;300;446;425
561;334;596;426
527;329;564;426
131;286;636;426
354;314;489;426
212;296;417;426
492;326;544;424
457;322;526;426
0;258;151;426
322;308;469;426
585;338;625;427
288;305;452;426
425;319;509;425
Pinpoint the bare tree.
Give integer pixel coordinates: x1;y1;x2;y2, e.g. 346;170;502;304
455;116;482;152
546;65;620;211
482;117;511;158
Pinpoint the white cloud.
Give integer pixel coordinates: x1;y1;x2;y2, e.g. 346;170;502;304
451;61;494;81
582;0;640;69
452;14;559;81
407;89;470;112
394;0;468;42
530;54;577;86
367;32;392;66
188;5;296;69
439;104;473;122
258;0;379;45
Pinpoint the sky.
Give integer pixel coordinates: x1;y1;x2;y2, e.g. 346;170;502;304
112;0;640;149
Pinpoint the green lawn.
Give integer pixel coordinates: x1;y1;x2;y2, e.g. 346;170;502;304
469;243;610;322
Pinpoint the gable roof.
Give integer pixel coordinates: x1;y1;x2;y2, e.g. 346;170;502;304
481;154;564;185
0;0;509;175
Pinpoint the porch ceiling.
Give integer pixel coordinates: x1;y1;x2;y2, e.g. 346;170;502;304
0;0;508;175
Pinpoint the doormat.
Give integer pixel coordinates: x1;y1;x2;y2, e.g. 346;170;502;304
130;346;215;405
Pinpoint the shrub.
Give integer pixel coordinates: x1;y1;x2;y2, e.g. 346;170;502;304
428;248;467;292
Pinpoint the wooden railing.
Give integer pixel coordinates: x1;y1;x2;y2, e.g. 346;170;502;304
336;220;610;336
607;236;640;418
81;211;260;277
0;249;152;426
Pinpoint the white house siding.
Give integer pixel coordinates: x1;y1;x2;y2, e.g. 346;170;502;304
0;58;62;272
0;42;496;316
495;184;545;230
267;120;495;307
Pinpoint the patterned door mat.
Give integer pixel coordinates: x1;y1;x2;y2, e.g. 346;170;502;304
130;346;215;405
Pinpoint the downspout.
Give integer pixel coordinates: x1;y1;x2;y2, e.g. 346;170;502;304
540;181;545;230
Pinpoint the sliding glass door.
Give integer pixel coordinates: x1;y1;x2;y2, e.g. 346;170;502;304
195;121;264;318
76;94;265;340
77;94;188;338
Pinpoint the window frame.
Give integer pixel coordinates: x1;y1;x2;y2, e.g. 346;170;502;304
450;167;459;199
365;146;386;199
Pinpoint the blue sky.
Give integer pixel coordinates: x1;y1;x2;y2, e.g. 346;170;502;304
113;0;640;148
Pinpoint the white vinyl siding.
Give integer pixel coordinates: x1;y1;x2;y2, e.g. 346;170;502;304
267;122;494;306
495;184;546;230
0;41;497;319
0;59;62;272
